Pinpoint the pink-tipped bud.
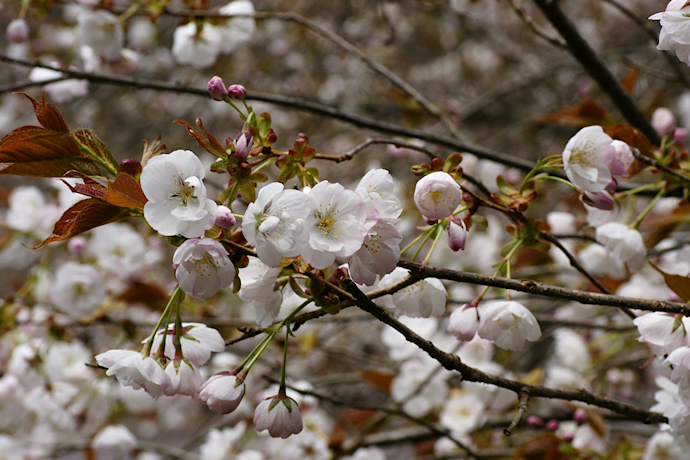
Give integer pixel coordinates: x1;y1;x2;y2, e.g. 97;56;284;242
581;190;614;211
448;303;479;341
573;408;587;425
446;215;467;251
227;84;246;99
675;127;687;145
215;205;236;229
6;18;29;44
652;107;677;137
208;76;228;101
233;132;253;159
546;419;559;431
526;416;543;428
67;237;87;255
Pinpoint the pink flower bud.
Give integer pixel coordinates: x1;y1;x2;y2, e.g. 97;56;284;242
67;237;87;255
227;84;246;99
526;415;543;428
208;76;228;101
651;107;677;137
675;127;687;145
581;190;614;211
562;431;574;443
215;205;236;229
546;419;559;431
606;140;633;176
573;408;587;425
446;215;467;251
233;131;253;159
413;171;462;224
448;303;478;341
6;19;29;44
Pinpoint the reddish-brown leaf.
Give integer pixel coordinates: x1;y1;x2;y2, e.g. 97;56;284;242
33;198;128;249
539;97;610;127
175;119;226;157
104;173;148;210
650;262;690;303
0;126;101;177
18;92;70;133
621;68;638;94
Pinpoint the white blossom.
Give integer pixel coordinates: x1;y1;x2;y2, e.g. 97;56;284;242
448;304;479;341
377;267;447;317
413;171;462;223
439;390;486;434
92;424;137;455
477;300;541;351
197;373;245;414
595;222;646;271
216;1;256;55
147;322;225;367
173;238;236;299
95;349;170;399
355;168;402;222
242;182;309;267
163;359;202;396
141;149;217;238
253;395;303;438
650;1;690;66
49;262;106;319
238;257;283;326
76;10;124;61
171;22;222;68
562;126;615;193
347;220;402;286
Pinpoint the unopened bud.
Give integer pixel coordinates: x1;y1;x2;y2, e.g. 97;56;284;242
573;408;587;425
208;76;228;101
6;18;29;44
581;190;614;211
67;237;87;255
546;419;559;431
215;205;236;229
651;107;676;137
526;416;543;428
227;84;246;99
233;132;252;159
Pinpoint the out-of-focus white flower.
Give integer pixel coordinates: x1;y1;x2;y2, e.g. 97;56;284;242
413;171;462;223
562;126;615;193
28;66;89;103
147;322;225;367
439;390;486;434
302;181;368;269
49;262;106;319
253;394;303;438
87;223;146;278
348;220;402;286
381;317;439;361
546;211;577;234
172;22;222;68
595;222;646;271
198;372;246;413
163;359;201;396
173;238;236;299
650;2;690;66
342;446;387;460
238;257;283;326
217;1;256;54
242;183;309;267
141;149;217;238
477;300;541;350
551;329;590;373
355;168;402;222
6;18;29;44
644;430;685;460
77;10;124;61
448;304;479;341
127;17;157;51
199;424;247;459
391;358;449;417
653;107;678;137
92;424;137;454
579;243;626;279
95;349;170;399
6;186;61;239
377;267;447;317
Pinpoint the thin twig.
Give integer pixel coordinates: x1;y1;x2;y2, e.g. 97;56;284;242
314;137;436;162
503;389;530;436
630;147;690;186
507;0;567;49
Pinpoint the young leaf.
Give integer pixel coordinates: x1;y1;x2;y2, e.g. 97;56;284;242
0;126;102;177
104;173;148;210
650;262;690;303
33;198;128;249
18;92;70;133
72;128;119;175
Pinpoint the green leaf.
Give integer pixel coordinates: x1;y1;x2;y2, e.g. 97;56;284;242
72;128;119;175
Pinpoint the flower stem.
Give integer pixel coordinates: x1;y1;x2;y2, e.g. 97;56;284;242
631;187;666;230
143;285;183;356
422;223;445;265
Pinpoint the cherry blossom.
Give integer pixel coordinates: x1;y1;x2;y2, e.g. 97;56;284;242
6;19;29;44
140;149;218;238
163;359;202;396
197;372;246;414
562;126;615;193
147;322;226;367
448;304;479;341
173;238;236;299
355;168;402;222
302;181;368;269
243;182;310;267
652;107;678;137
238;257;283;326
95;349;170;399
446;215;468;251
595;222;646;271
376;267;448;318
172;22;222;69
650;1;690;66
413;171;463;223
347;220;402;286
76;10;124;62
477;300;541;350
634;312;688;355
253;394;303;438
49;262;106;319
92;425;137;456
208;76;228;101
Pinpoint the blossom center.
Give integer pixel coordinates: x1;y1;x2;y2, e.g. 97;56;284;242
570;143;596;168
315;211;338;237
171;176;200;207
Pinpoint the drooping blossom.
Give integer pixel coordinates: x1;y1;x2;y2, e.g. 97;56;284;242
302;181;368;269
238;257;283;326
171;22;222;69
650;1;690;66
594;222;646;271
173;238;236;299
348;221;402;286
147;322;226;367
242;182;310;267
448;304;479;341
95;349;170;399
140;149;217;238
253;394;303;438
163;359;202;396
477;300;541;350
562;126;615;193
446;215;468;251
197;372;245;413
216;1;257;55
413;171;463;223
355;168;402;222
49;262;106;319
634;312;688;355
76;10;124;61
376;267;447;318
233;132;253;159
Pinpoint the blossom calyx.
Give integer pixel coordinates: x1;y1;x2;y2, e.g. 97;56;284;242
253;394;303;438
